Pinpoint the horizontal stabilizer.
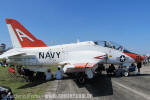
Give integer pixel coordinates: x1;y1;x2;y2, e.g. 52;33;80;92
0;49;25;59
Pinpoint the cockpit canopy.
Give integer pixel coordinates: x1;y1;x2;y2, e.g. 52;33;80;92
94;41;124;51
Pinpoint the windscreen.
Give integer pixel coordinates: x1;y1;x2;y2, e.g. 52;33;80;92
94;41;124;51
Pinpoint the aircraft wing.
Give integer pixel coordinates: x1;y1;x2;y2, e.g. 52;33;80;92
58;51;106;73
59;57;105;73
60;60;99;68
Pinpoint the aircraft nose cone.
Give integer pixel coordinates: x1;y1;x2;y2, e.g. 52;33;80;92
124;52;144;62
140;55;145;61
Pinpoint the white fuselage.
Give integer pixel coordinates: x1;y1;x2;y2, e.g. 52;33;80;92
5;41;134;67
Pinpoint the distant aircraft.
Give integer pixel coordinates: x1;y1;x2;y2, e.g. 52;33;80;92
0;19;144;83
0;43;6;54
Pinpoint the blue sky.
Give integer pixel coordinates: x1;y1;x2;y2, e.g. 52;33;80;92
0;0;150;54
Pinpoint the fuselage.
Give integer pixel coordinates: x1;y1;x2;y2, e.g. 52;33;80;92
5;41;135;67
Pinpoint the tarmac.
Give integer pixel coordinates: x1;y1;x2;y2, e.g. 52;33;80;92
38;65;150;100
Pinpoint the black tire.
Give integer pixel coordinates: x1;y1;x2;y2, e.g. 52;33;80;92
66;73;76;78
77;73;86;84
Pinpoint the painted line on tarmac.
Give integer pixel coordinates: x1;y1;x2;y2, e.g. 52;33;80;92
112;81;150;100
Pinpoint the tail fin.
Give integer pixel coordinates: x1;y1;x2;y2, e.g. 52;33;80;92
6;18;47;48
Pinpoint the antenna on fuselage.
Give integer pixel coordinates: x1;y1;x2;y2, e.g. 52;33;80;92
77;39;80;43
51;40;55;45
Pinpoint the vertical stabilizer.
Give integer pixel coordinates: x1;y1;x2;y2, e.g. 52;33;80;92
6;19;47;48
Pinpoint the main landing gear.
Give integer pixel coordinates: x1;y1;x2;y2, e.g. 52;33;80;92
76;68;94;84
77;72;86;84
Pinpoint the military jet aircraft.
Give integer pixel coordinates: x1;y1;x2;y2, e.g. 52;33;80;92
0;19;144;83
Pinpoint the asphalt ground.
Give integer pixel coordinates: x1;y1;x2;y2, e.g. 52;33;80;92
38;65;150;100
